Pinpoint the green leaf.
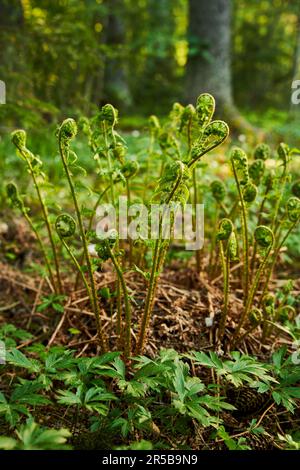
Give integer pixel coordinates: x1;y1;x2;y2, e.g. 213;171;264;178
6;349;41;373
56;390;81;406
272;391;282;405
112;356;126;380
0;437;17;450
52;303;64;313
173;361;186;401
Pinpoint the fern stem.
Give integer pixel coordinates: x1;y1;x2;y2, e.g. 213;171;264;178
232;163;249;305
106;242;131;359
232;243;273;347
136;166;183;354
26;159;62;294
259;219;299;305
218;240;230;342
58;135;106;352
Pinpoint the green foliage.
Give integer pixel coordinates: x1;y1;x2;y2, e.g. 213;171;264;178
0;418;71;450
0;324;33;349
211;180;226;202
37;294;66;314
217;426;250;450
1;345;299;449
217;219;233;241
187;350;275;388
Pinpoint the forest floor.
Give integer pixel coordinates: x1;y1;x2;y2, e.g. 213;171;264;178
0;217;299;450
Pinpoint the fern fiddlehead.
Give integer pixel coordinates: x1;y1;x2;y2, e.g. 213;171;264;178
259;196;300;304
216;218;236;342
230;148;255;305
233;225;274;346
11;130;62;294
136;95;229;354
96;231;132;359
58;118;106;352
209;180;228;277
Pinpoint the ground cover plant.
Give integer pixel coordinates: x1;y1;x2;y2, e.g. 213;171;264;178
0;91;300;451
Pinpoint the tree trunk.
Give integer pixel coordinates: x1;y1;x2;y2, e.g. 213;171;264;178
102;0;132;109
186;0;233;110
186;0;257;135
290;11;300;118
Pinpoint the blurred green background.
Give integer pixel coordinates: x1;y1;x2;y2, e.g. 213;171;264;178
0;0;300;139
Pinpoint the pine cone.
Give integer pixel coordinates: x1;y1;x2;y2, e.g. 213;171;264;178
226;386;271;417
247;433;274;450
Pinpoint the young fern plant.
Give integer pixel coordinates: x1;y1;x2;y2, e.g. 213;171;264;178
136;160;189;354
6;183;55;286
271;143;290;235
10;130;62;294
95;231;132;359
142;115;161;200
259;196;300;304
230;148;257;305
55;213;95;303
181;95;215;272
57;119;106;352
249;160;269;277
232;225;274;347
135;95;229;354
209;179;227;276
216;218;238;342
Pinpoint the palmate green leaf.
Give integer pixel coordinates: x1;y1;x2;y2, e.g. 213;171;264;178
80;206;95;218
37;294;66;313
56;389;81;406
118;380;147;398
256;382;271;393
173;361;186;401
272;346;286;370
196;395;236;411
84;387;116;404
281;387;300;399
185;377;205;397
187;351;223;369
13;418;71;450
111;417;131;438
222;355;276;385
75;354;121;378
188;351;276;386
217;426;251;450
52;302;64;313
11;381;50;406
44;352;76;373
272;391;295;413
134;360;171;377
0;392;29;426
185;403;220;427
111;356;126;380
25;427;71;450
85;402;109;415
83;387;114;415
0;324;33;343
0;437;17;450
6;349;41;373
92;351;121;366
0;391;7;405
187;350;275;387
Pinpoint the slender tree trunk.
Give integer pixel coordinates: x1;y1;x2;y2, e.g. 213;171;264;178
103;0;132;109
186;0;255;134
290;11;300;118
186;0;233;109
